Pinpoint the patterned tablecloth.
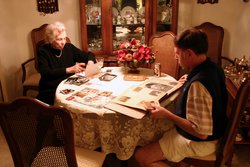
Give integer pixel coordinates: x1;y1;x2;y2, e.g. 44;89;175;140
55;67;176;160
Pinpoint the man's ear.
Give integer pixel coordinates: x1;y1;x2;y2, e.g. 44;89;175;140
187;49;195;57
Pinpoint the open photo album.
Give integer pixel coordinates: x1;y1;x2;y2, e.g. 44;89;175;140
105;78;183;119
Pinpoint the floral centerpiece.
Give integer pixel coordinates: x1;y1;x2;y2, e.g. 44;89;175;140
114;38;155;73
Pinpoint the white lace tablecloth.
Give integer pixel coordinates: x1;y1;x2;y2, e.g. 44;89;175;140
55;67;175;160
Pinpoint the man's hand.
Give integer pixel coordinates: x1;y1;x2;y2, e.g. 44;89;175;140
178;74;188;84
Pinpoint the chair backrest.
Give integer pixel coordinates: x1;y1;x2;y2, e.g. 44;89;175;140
0;97;78;167
149;31;180;79
31;24;48;71
183;78;250;167
216;78;250;166
31;24;71;71
195;22;224;66
0;80;4;102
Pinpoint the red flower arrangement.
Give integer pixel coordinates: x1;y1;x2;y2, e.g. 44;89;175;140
114;38;155;71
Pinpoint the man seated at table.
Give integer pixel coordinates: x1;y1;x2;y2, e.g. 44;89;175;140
134;28;228;167
37;21;96;105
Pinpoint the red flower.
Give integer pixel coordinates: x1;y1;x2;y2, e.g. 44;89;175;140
130;38;137;45
119;43;125;49
125;53;133;61
115;38;155;66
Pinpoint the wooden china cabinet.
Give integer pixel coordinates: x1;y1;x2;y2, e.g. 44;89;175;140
79;0;178;60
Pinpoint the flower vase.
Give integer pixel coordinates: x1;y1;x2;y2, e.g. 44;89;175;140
128;66;140;74
126;61;141;74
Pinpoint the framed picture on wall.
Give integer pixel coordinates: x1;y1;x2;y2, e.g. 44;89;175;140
197;0;218;4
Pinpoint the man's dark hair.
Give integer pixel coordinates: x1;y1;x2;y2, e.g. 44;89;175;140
174;28;208;55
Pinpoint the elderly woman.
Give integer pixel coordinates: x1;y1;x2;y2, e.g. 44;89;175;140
37;21;96;105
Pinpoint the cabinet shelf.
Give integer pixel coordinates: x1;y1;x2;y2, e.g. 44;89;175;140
235;139;250;145
240;123;250;128
87;23;101;26
113;23;145;27
240;116;250;129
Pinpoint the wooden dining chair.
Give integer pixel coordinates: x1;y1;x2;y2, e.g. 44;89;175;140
181;78;250;167
22;24;47;96
22;24;71;96
0;96;106;167
149;31;180;80
194;22;224;66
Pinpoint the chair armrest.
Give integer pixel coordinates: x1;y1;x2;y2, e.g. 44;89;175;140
21;58;35;83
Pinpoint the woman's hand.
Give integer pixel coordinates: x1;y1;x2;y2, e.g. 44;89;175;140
87;60;94;65
66;62;86;74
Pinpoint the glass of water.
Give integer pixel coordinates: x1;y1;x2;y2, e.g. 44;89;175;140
96;57;104;69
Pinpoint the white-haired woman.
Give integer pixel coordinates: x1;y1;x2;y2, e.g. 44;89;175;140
37;21;96;105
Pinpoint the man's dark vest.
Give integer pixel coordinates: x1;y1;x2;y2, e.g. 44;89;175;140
176;58;228;141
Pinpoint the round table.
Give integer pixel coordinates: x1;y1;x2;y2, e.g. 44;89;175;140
55;67;175;160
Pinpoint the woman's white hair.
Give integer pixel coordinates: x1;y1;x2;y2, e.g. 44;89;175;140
45;21;67;43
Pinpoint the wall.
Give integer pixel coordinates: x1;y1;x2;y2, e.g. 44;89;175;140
179;0;250;60
0;0;249;101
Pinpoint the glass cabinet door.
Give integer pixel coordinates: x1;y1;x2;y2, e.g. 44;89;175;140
153;0;178;34
85;0;102;51
156;0;172;32
112;0;146;50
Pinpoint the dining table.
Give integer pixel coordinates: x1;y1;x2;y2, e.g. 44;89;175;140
55;66;178;160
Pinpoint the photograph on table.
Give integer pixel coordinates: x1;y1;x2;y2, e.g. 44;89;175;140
59;89;75;95
65;87;116;109
64;76;89;86
99;73;117;81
